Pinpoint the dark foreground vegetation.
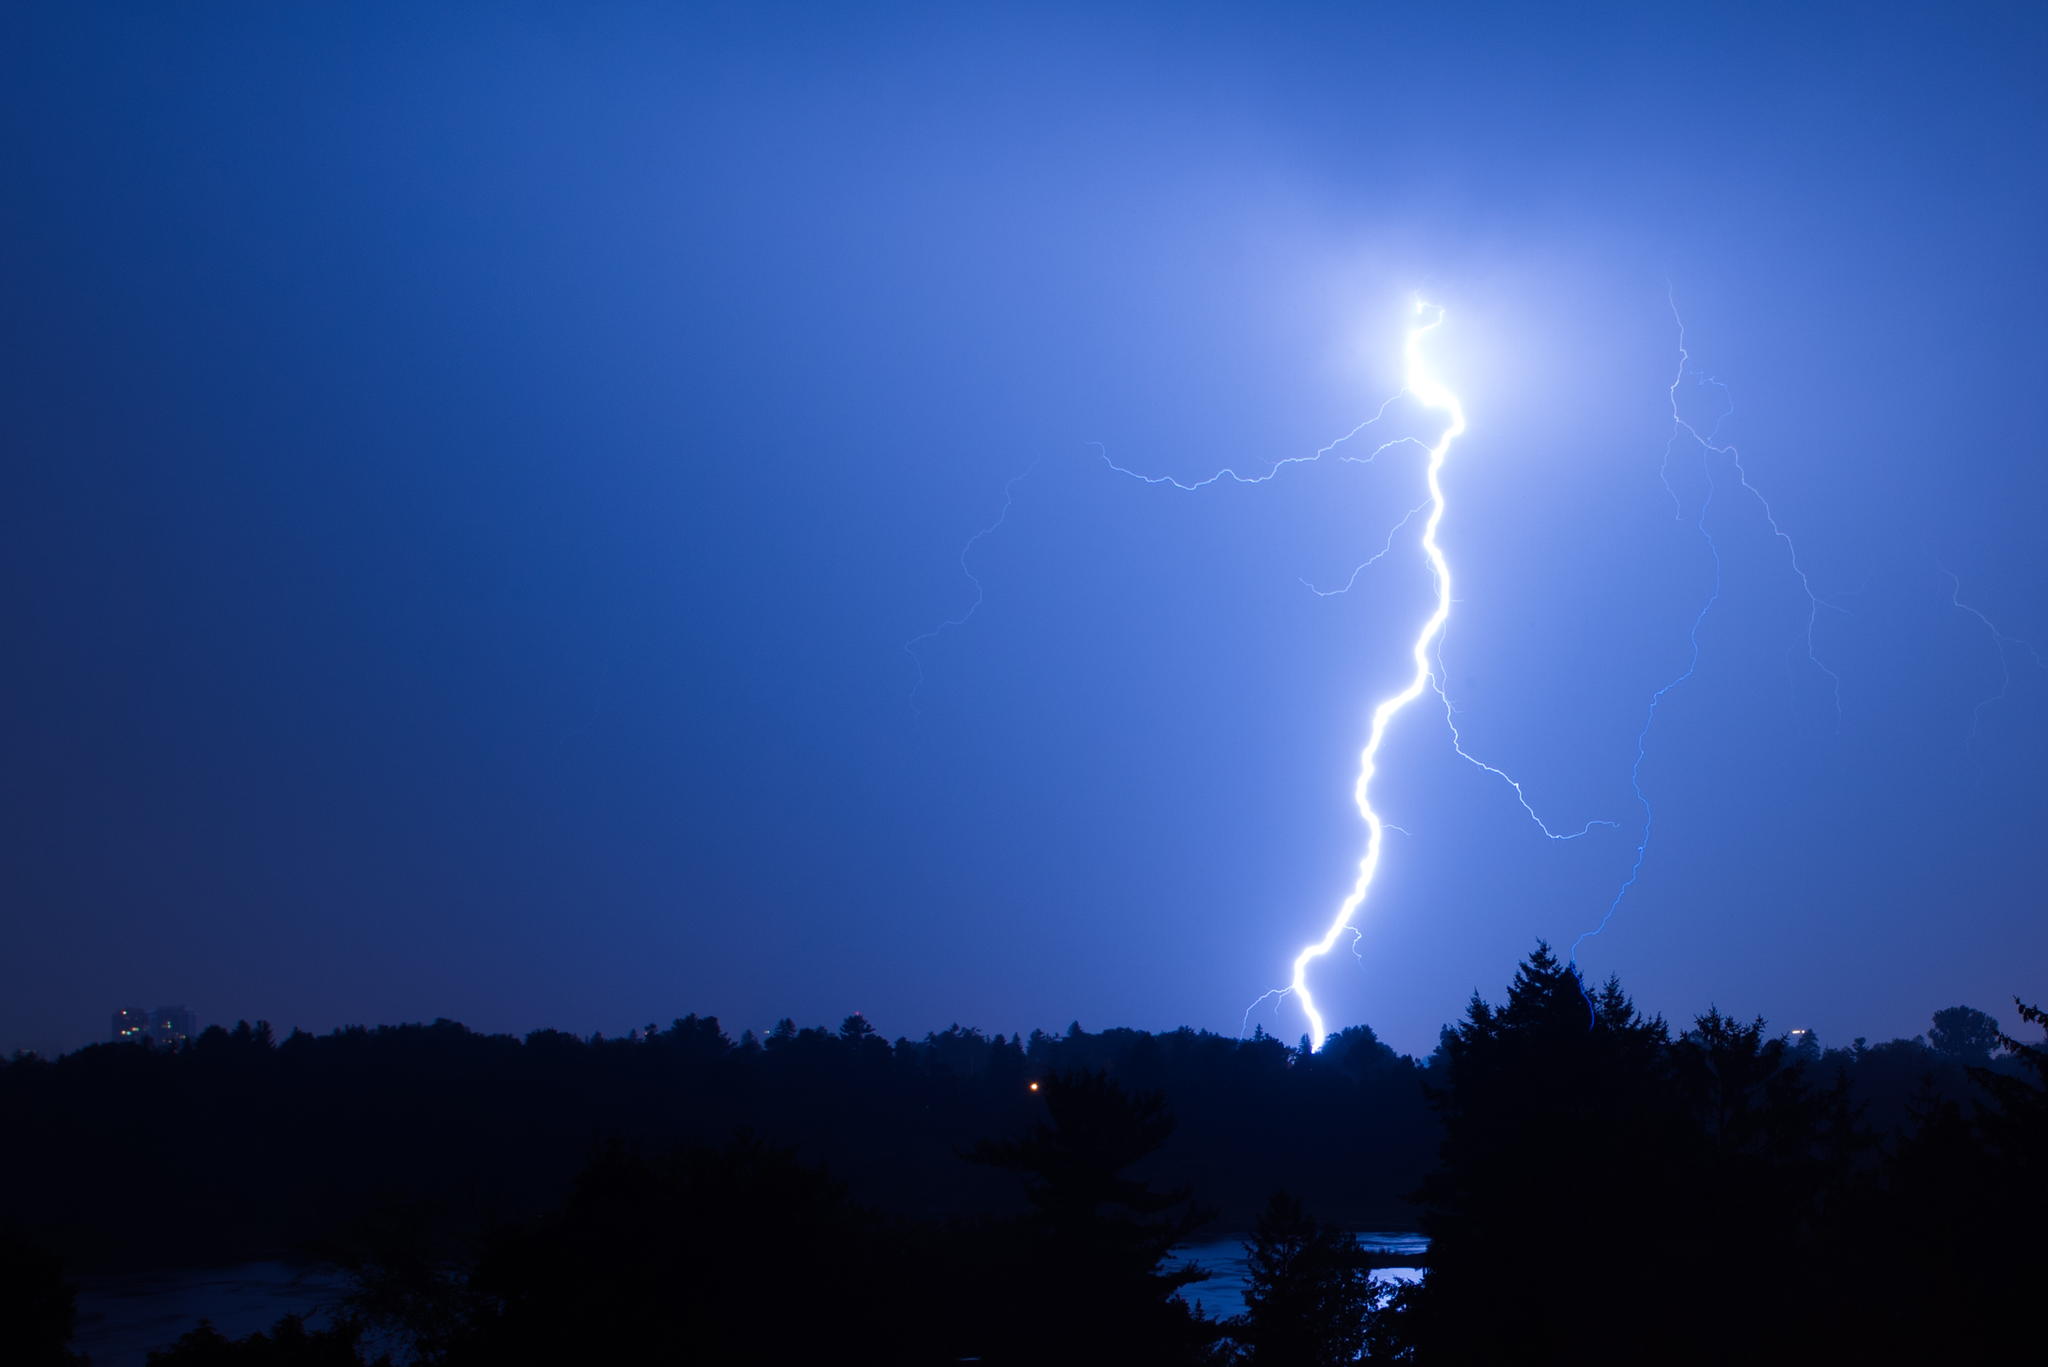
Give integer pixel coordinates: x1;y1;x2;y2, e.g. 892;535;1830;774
4;944;2043;1364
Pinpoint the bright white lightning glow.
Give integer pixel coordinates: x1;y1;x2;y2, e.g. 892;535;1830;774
1287;298;1465;1052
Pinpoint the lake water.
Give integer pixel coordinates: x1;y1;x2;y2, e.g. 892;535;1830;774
71;1233;1430;1362
1172;1232;1429;1322
72;1261;350;1367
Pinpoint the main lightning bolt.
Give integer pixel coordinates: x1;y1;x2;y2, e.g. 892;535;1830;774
906;290;1895;1053
1284;298;1464;1052
912;294;1605;1050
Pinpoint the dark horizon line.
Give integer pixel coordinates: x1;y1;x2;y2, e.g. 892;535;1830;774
19;994;2028;1066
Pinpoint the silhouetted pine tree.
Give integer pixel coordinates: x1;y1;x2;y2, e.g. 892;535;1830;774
966;1069;1220;1366
1409;943;1688;1365
1224;1191;1392;1366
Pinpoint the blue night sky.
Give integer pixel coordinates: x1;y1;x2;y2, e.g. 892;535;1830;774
5;2;2045;1058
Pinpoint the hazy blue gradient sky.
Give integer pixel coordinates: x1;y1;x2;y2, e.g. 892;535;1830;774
5;1;2045;1057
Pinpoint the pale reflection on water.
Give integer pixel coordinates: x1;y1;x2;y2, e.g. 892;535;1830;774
1172;1232;1428;1322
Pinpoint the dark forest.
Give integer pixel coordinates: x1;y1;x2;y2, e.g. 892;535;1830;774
4;944;2041;1364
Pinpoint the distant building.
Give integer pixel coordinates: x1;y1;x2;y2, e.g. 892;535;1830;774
150;1006;197;1046
112;1005;197;1047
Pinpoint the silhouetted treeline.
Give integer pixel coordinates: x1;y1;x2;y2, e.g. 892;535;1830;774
1397;945;2047;1363
0;1011;1431;1275
5;949;2043;1363
125;1070;1234;1366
